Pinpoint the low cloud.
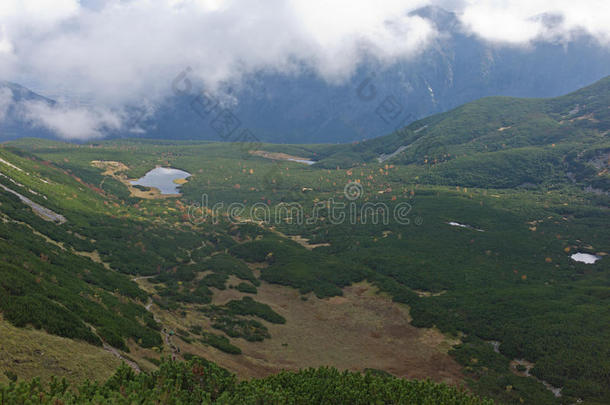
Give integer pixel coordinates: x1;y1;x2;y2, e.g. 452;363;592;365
20;101;122;140
0;87;12;120
458;0;610;46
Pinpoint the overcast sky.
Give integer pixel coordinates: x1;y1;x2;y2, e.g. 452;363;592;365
1;0;609;139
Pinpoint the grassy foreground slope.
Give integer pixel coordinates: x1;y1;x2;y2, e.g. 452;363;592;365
0;318;121;385
0;357;491;405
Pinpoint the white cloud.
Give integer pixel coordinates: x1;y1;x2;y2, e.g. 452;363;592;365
0;0;608;139
0;87;13;120
0;25;13;55
0;0;436;106
458;0;610;45
20;101;122;140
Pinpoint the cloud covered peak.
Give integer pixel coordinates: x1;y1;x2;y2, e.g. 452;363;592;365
0;0;609;139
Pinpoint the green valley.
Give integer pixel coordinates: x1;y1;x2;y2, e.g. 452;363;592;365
0;77;608;405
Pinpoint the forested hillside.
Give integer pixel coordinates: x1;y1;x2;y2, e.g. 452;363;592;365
318;76;609;191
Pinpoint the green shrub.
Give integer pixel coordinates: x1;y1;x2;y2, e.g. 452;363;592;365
236;282;257;294
201;333;242;355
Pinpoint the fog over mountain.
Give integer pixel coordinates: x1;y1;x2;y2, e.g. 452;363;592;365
147;7;610;143
1;1;609;141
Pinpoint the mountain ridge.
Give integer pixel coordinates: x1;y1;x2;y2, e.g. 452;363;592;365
315;75;610;191
2;7;610;143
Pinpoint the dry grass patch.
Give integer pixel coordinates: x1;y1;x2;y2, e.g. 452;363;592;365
143;281;464;385
0;318;120;385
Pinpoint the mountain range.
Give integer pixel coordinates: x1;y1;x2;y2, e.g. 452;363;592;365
2;7;610;144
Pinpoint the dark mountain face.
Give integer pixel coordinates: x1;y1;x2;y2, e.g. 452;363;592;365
139;7;610;144
0;82;55;141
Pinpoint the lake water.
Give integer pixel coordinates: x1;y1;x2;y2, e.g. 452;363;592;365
570;252;601;264
286;158;316;165
130;167;191;194
447;221;484;232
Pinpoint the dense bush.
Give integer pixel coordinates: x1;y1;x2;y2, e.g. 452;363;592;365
0;358;492;404
236;282;257;294
225;297;286;324
204;253;258;284
201;333;242;355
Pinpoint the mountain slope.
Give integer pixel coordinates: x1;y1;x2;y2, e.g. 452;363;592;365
3;9;608;144
318;75;610;190
0;82;56;141
0;147;161;350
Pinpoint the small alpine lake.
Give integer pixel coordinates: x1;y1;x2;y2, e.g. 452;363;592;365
130;167;191;195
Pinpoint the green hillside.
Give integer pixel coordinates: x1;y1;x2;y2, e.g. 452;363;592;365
0;148;161;350
318;76;609;191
